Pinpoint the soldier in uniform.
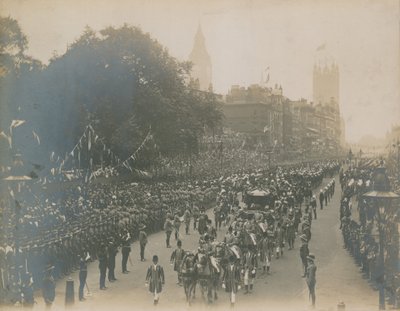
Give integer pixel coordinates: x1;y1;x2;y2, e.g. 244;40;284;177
79;252;90;301
174;215;182;241
319;190;324;210
98;244;108;290
164;215;174;248
183;207;191;235
241;245;257;294
145;255;165;305
21;272;34;307
299;234;309;277
192;205;200;230
214;204;222;230
121;231;131;274
224;226;235;245
170;240;185;285
259;232;270;274
310;195;317;220
108;239;118;282
286;213;296;250
42;263;55;306
275;222;285;259
139;224;148;261
306;254;317;308
222;255;241;308
198;212;207;235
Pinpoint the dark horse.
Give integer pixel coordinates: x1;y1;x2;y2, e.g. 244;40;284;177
195;252;220;304
181;253;197;305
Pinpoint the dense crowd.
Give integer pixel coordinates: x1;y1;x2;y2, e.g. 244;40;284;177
339;162;400;308
0;159;341;306
163;160;339;307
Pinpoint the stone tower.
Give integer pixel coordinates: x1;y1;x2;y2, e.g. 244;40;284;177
313;63;339;109
189;24;212;91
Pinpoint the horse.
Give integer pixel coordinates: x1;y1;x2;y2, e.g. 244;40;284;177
195;252;214;304
181;253;197;305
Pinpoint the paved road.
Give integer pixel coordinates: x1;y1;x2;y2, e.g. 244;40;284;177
9;175;379;311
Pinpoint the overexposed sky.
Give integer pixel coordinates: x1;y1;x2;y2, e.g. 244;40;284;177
1;0;399;142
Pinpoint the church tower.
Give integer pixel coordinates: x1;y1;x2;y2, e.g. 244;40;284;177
313;62;339;108
189;24;212;91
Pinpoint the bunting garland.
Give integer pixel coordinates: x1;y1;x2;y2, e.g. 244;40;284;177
116;127;153;171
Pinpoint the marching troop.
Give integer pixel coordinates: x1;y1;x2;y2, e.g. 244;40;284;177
147;160;339;308
0;159;341;308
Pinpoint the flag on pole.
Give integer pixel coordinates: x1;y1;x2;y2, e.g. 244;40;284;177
263;125;270;133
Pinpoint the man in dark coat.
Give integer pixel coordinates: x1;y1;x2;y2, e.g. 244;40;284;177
311;195;317;219
98;244;108;290
139;224;148;261
319;190;324;210
42;264;55;306
108;239;118;282
299;234;309;277
79;252;90;301
164;215;174;248
121;231;131;274
22;272;34;306
306;254;317;308
145;255;165;305
222;255;241;308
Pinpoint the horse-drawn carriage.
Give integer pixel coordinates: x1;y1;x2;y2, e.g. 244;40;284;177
244;189;272;210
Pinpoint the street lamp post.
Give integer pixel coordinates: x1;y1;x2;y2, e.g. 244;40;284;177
363;164;400;310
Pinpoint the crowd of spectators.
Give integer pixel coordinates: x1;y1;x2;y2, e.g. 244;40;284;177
339;161;400;308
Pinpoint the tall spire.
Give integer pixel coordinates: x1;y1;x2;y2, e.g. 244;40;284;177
189;24;212;91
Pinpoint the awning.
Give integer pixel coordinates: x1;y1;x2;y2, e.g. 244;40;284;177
248;189;269;197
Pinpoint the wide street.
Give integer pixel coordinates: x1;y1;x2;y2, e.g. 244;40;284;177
13;175;377;311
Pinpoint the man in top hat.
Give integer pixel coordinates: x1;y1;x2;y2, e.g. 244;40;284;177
306;253;317;308
222;255;241;308
145;255;165;305
139;224;148;261
299;234;309;277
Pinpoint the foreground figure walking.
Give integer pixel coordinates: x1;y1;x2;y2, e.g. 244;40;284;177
145;255;165;305
306;254;317;308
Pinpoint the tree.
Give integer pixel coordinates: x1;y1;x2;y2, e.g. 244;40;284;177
1;22;223;172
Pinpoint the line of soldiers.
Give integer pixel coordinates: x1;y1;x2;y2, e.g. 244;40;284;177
0;180;217;305
0;159;339;306
340;163;400;308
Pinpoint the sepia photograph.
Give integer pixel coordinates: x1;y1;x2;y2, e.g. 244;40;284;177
0;0;399;310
